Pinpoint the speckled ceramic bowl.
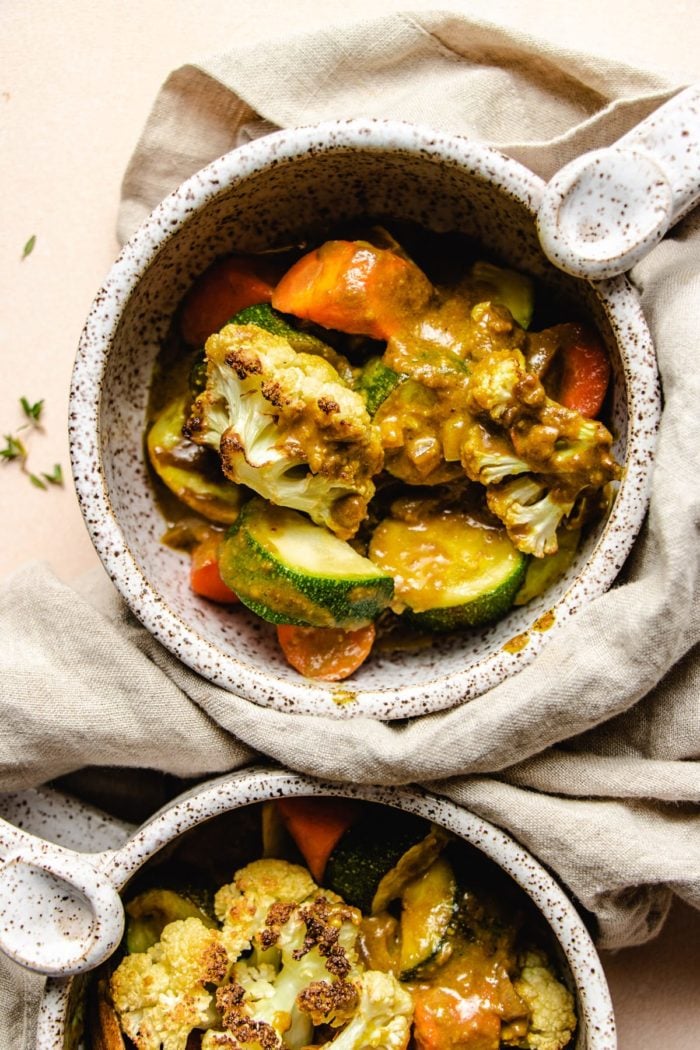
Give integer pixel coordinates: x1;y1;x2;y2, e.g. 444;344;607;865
34;766;616;1048
69;119;660;719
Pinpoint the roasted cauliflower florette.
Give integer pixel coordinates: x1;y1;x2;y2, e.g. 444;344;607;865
220;892;365;1050
184;325;383;539
109;917;229;1050
109;858;415;1050
459;418;531;486
466;347;619;486
512;949;577;1050
463;347;620;555
485;475;578;559
214;858;318;960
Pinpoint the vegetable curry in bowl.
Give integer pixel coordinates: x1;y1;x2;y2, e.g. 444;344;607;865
87;796;578;1050
145;224;619;682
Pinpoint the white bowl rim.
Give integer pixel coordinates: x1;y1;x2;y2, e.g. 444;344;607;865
37;765;616;1049
69;117;660;719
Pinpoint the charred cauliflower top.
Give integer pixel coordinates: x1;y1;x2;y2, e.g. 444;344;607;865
109;858;412;1050
185;325;383;539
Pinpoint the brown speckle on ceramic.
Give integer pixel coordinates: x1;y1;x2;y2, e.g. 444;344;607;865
537;84;700;278
35;767;617;1048
0;817;124;976
0;787;132;853
537;147;673;278
69;119;660;719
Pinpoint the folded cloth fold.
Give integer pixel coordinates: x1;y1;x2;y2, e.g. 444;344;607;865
2;557;699;955
118;9;682;241
2;10;700;1046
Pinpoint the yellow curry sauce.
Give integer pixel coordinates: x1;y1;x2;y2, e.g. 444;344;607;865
360;894;531;1050
144;224;619;678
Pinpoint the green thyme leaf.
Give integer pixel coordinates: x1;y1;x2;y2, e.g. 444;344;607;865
3;397;62;490
1;434;27;462
21;234;36;260
20;397;44;423
41;463;63;486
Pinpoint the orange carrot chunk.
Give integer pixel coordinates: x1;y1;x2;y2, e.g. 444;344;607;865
190;534;239;604
557;325;611;418
276;622;376;681
180;254;280;347
272;240;433;341
413;986;502;1050
274;797;362;882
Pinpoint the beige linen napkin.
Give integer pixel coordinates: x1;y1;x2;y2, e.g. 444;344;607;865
2;11;700;1047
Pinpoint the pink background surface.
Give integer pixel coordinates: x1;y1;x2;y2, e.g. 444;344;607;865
2;3;699;1046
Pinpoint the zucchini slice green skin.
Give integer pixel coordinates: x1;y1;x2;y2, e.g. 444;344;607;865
219;498;394;628
398;855;457;978
369;510;527;632
325;816;456;977
325;812;429;914
404;563;526;632
146;395;243;524
230;303;326;352
356;357;403;415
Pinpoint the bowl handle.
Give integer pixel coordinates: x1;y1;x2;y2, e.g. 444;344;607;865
537;84;700;278
0;814;125;976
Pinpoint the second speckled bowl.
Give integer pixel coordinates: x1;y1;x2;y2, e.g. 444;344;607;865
34;766;616;1049
69;119;660;719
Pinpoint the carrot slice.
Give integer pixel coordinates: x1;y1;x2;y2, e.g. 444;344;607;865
272;240;432;340
190;534;239;604
413;986;501;1050
276;623;376;681
180;254;280;346
557;325;611;418
274;797;362;882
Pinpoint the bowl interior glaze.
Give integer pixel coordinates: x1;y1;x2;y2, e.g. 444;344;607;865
70;121;659;718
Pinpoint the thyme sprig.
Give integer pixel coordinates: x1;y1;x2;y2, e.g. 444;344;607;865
1;434;27;463
20;397;44;424
41;464;63;486
1;398;63;490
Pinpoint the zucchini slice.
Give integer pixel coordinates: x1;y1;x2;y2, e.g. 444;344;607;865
325;811;430;914
514;527;580;606
469;261;535;330
356;357;403;415
399;855;457;977
219;498;394;628
146;395;243;524
369;505;526;631
371;825;450;913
